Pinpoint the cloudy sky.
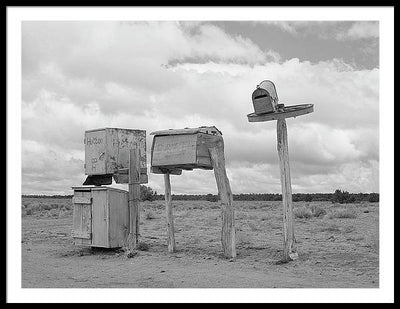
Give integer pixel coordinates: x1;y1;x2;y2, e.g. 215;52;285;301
21;19;380;195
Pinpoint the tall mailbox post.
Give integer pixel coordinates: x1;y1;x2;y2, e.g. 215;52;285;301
72;128;147;252
247;80;314;262
150;126;236;259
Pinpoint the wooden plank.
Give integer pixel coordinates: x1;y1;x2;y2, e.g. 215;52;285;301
116;128;147;172
72;190;92;245
208;137;236;259
277;118;298;261
151;134;197;167
72;196;92;204
150;126;222;136
91;190;109;247
108;189;129;248
126;147;141;251
164;173;176;253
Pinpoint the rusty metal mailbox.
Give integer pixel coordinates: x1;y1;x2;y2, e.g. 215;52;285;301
150;126;222;175
251;80;279;115
84;128;147;185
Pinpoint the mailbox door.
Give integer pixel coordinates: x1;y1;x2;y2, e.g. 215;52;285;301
85;129;107;175
72;190;92;245
91;189;110;247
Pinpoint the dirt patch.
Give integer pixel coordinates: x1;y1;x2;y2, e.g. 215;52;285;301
21;199;379;288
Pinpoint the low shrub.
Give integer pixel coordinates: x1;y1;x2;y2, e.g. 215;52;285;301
328;207;357;219
293;206;313;219
49;208;59;217
309;204;327;217
145;210;156;220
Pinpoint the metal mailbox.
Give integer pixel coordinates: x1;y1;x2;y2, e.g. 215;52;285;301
150;126;222;174
251;80;279;115
84;127;147;185
72;186;129;248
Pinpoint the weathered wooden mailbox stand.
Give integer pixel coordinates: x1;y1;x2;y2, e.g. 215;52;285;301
247;80;314;262
72;128;147;252
150;126;236;259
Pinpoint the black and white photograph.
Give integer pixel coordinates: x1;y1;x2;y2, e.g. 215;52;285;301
6;5;394;303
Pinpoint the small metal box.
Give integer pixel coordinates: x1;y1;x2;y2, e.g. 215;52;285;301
72;186;129;248
150;126;222;174
84;128;147;184
251;80;279;115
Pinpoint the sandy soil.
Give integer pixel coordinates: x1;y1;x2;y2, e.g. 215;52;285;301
21;199;379;288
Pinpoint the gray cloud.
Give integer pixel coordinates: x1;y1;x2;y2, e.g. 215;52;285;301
21;21;379;194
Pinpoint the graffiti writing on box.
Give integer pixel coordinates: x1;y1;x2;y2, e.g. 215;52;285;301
86;137;103;146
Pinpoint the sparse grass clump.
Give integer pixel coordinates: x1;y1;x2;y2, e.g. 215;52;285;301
319;223;341;232
309;204;327;217
328;207;357;219
145;210;156;220
293;206;313;219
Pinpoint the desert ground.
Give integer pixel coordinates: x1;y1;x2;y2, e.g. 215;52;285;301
21;197;379;288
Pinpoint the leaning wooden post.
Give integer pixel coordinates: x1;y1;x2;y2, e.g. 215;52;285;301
209;137;236;259
277;119;298;261
164;173;176;252
127;147;141;251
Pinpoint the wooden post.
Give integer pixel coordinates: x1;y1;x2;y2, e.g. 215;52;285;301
276;119;298;261
127;147;141;252
209;137;236;259
164;173;176;252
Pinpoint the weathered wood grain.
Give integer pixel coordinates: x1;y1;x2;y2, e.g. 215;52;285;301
91;189;109;247
108;189;129;248
72;196;92;204
164;173;176;253
126;148;141;251
152;134;198;167
72;190;92;246
84;128;147;183
209;137;236;259
277;118;298;261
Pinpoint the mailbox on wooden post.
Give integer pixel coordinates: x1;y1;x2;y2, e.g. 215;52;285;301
83;127;147;185
247;80;314;262
150;126;222;175
150;126;236;259
72;127;147;250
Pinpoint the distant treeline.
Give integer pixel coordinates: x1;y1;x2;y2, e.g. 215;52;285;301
23;189;379;203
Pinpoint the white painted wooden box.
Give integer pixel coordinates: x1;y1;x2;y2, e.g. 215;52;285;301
72;186;129;248
84;128;147;183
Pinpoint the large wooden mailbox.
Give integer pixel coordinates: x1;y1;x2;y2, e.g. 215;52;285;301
150;126;236;259
83;128;147;185
71;186;129;248
150;126;222;175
